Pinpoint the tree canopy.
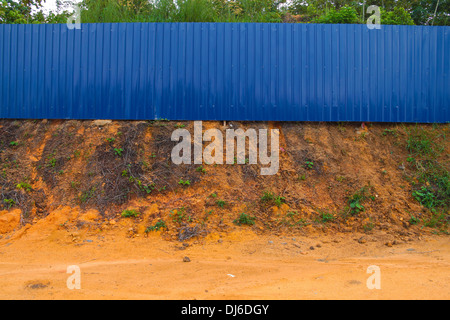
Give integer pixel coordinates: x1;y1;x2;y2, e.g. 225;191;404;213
1;0;449;25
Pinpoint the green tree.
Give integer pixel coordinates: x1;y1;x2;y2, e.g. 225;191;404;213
410;0;449;26
0;0;38;23
381;6;415;25
314;5;359;24
175;0;218;22
1;0;70;24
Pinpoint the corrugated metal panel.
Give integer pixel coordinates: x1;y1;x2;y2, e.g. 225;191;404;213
0;23;449;122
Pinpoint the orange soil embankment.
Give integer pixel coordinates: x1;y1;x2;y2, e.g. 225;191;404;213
0;120;449;299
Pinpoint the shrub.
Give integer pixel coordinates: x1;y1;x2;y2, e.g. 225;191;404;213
233;213;256;226
121;209;140;218
381;7;415;25
146;220;167;232
315;6;359;24
346;185;374;216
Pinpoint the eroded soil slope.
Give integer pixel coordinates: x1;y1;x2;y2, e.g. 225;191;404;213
0;120;448;241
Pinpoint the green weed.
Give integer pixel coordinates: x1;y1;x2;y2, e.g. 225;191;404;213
145;220;167;232
121;209;140;218
233;213;256;226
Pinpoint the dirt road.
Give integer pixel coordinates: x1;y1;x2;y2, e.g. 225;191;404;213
0;226;448;300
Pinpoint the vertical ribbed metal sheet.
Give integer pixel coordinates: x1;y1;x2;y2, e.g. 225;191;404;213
0;23;449;122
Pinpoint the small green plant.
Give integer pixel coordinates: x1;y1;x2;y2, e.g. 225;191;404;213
216;199;226;208
70;181;80;189
304;161;314;170
121;209;140;218
79;186;96;204
3;198;16;209
142;183;156;194
423;211;447;229
412;187;436;209
274;196;286;207
286;211;297;218
298;174;306;181
233;213;256;226
261;191;285;207
261;191;275;202
145;220;167;232
114;148;123;157
9;141;18;147
106;137;116;143
196;165;206;173
319;211;335;223
46;152;57;168
409;215;420;225
174;123;186;129
346;185;373;216
406;126;443;158
382;129;398;137
210;192;217;198
16;181;32;192
170;207;186;223
178;179;190;186
363;222;375;232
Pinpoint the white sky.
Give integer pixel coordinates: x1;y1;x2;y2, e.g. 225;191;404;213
40;0;82;14
41;0;58;13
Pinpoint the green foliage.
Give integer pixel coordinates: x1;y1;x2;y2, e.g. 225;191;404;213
423;211;447;229
273;195;285;207
170;207;187;223
3;198;16;209
410;0;450;26
315;6;359;24
363;221;375;232
121;209;140;218
261;190;286;207
16;181;32;192
0;0;71;24
409;214;420;225
178;178;190;186
114;148;123;157
79;186;96;204
382;129;398;137
304;161;314;170
196;165;206;173
405;125;449;211
406;126;443;159
233;213;256;226
412;186;437;209
216;199;226;208
346;185;373;216
261;191;275;202
318;211;334;223
175;0;218;22
381;7;415;25
2;0;443;25
146;220;167;232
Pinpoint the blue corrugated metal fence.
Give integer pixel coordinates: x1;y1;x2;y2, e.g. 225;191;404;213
0;23;449;122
